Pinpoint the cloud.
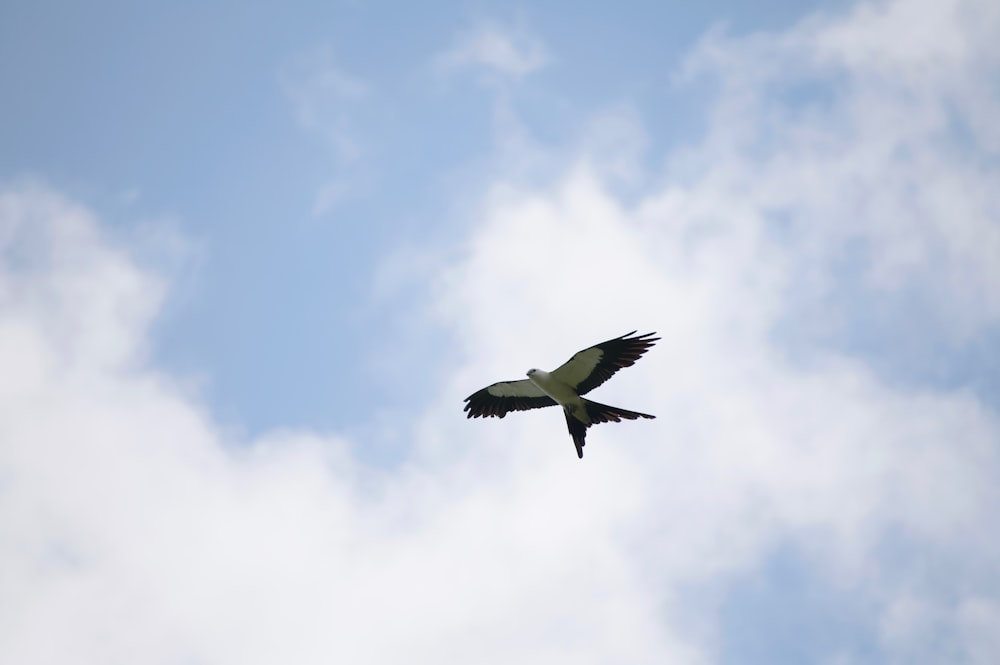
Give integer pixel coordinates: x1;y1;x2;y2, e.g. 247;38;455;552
281;47;370;214
435;0;1000;659
282;46;368;160
3;1;1000;664
435;20;549;80
0;185;697;663
675;0;1000;349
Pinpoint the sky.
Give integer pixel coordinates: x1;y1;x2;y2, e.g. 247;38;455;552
1;0;999;663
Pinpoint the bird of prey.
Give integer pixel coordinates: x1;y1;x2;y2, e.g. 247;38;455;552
463;331;659;458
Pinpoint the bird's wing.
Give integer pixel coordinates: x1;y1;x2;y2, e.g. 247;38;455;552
464;379;557;418
550;331;659;396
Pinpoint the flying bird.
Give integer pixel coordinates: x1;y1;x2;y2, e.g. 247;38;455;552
464;331;659;458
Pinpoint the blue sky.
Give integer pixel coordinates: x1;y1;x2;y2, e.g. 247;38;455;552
2;1;1000;663
1;0;856;436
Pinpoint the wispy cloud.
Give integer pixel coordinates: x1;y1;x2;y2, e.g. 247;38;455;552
434;19;549;80
281;46;370;214
676;0;1000;344
282;47;368;158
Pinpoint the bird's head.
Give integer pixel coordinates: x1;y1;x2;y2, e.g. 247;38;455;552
526;368;539;377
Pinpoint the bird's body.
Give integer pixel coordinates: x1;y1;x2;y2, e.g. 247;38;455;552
464;331;658;458
526;369;584;414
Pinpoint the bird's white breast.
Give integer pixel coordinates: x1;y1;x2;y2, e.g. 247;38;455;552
527;370;582;407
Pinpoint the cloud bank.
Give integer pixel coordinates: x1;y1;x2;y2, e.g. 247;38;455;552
3;1;999;663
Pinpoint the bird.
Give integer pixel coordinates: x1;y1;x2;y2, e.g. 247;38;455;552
463;331;659;458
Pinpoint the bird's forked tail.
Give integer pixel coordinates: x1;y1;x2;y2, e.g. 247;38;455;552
564;399;655;458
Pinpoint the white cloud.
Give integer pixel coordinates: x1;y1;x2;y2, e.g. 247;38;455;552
434;0;1000;659
435;20;548;80
0;187;697;663
281;47;370;214
282;47;368;159
675;0;1000;342
3;1;1000;664
312;177;355;216
958;599;1000;665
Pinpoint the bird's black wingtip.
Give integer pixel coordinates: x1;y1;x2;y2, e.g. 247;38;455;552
620;330;660;343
